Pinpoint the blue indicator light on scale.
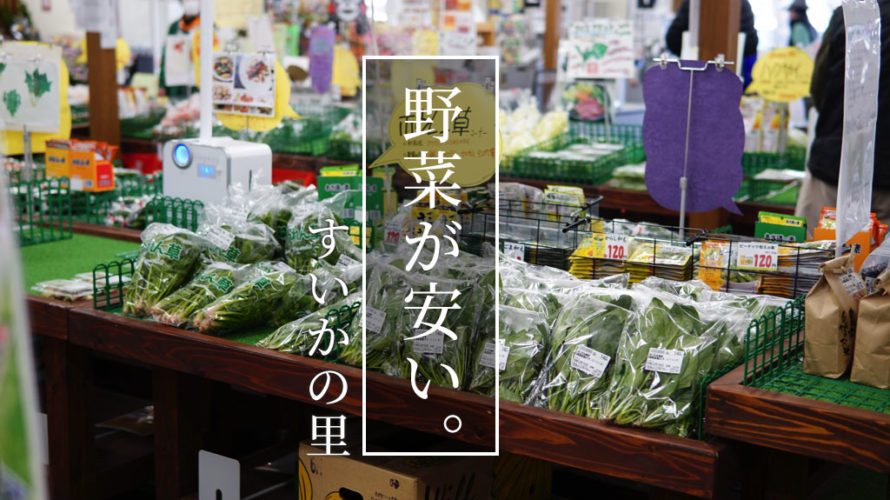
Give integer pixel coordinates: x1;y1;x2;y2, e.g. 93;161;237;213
173;144;191;167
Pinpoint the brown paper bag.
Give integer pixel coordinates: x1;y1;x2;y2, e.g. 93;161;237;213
851;268;890;388
803;254;862;378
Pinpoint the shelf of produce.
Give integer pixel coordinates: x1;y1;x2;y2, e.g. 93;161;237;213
705;364;890;473
66;305;728;498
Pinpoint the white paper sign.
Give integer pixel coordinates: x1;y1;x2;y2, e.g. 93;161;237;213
570;345;610;378
247;15;276;53
504;242;525;261
564;19;635;79
735;241;779;271
412;331;444;354
365;307;386;334
644;348;684;374
211;52;276;118
164;34;195;87
479;341;510;371
604;233;629;261
0;43;61;133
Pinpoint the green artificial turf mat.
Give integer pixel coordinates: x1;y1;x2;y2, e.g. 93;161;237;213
19;234;140;290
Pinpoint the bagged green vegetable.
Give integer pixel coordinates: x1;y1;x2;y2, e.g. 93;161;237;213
541;289;635;416
124;223;206;316
193;261;298;334
468;305;548;403
198;204;281;264
150;262;239;327
284;195;361;273
258;293;361;356
274;257;362;326
246;183;318;245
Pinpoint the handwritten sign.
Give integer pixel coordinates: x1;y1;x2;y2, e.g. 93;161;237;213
747;47;814;102
564;19;634;79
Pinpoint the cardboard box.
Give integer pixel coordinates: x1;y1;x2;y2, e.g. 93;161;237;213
45;139;117;192
45;139;71;179
297;441;493;500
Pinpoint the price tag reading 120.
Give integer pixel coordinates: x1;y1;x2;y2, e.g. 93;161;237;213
603;233;629;260
735;241;779;271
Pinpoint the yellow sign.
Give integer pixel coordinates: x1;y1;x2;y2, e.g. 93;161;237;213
214;0;263;29
370;82;496;187
748;47;814;102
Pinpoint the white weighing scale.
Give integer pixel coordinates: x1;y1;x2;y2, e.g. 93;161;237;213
162;137;272;205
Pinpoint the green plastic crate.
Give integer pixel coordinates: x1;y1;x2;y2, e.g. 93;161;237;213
508;132;626;185
741;296;890;415
9;176;73;246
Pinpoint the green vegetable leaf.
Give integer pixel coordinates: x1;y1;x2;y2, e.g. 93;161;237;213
3;90;21;116
25;69;52;100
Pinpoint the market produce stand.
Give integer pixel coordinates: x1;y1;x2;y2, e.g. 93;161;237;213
23;228;735;499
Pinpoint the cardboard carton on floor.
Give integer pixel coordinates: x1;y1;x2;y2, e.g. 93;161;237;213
297;441;493;500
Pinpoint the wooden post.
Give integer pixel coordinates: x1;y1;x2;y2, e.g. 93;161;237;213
86;32;120;145
541;0;561;108
687;0;739;230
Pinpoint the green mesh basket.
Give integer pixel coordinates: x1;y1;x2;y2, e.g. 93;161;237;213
508;132;627;185
9;176;73;246
742;296;890;415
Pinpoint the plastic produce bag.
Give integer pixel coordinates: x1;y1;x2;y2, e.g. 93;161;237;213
193;261;298;334
541;289;636;416
246;183;318;245
273;257;362;326
32;279;93;302
258;293;361;356
468;304;548;403
124;223;206;316
284;193;361;273
198;203;280;264
150;262;239;327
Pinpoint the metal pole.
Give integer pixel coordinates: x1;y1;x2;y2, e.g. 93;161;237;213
198;0;213;140
151;0;162;75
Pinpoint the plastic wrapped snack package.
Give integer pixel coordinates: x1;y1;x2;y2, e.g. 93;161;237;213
540;288;637;417
150;261;241;327
258;293;361;356
198;203;281;265
123;223;207;316
32;279;94;302
192;261;298;335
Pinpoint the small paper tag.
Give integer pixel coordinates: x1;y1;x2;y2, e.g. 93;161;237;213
204;226;235;250
412;331;444;354
570;345;611;378
365;306;386;334
384;221;403;245
338;254;360;267
735;242;779;271
230;206;249;221
479;341;510;371
839;270;867;300
504;242;525;261
644;348;684;374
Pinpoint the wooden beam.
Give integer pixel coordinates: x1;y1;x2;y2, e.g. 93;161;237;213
698;0;740;63
543;0;561;71
86;32;121;146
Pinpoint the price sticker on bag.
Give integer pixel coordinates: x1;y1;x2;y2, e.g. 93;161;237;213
644;348;684;374
203;226;235;250
479;340;510;371
603;233;629;261
839;270;867;300
735;242;778;271
504;242;525;261
412;331;444;354
365;306;386;334
570;345;611;378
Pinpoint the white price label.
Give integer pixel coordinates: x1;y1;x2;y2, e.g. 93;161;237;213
479;341;510;371
644;348;684;374
412;331;444;355
604;233;629;261
570;345;611;378
230;206;249;221
365;306;386;334
384;221;403;245
337;254;360;268
839;270;867;299
504;242;525;261
204;226;235;250
735;242;779;271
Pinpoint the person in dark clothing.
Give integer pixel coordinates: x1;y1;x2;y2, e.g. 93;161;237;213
665;0;759;86
795;2;890;232
788;0;818;47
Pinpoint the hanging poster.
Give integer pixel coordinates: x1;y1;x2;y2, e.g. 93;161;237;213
212;53;275;117
563;19;635;79
0;43;61;133
439;10;476;55
164;34;195;87
0;165;47;500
